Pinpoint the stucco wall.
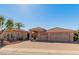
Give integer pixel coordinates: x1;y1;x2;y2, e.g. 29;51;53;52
2;31;28;41
29;31;74;42
37;32;48;41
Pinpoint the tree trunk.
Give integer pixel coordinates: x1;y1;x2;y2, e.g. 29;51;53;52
0;39;4;46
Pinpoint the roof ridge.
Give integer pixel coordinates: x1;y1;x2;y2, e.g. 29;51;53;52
47;27;75;32
29;27;46;31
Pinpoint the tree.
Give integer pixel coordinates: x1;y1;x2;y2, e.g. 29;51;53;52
15;22;24;29
0;16;5;30
0;29;5;46
0;19;14;45
0;16;5;46
5;19;14;30
5;19;14;41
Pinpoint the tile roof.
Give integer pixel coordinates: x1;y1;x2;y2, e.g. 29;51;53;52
47;27;75;32
29;27;46;32
5;28;28;32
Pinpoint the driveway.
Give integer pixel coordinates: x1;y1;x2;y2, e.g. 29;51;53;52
0;41;79;54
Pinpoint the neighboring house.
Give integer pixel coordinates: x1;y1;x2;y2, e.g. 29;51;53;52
1;28;29;41
29;27;47;41
47;27;75;42
29;27;75;42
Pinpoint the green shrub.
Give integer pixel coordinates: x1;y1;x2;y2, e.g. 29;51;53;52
74;31;79;41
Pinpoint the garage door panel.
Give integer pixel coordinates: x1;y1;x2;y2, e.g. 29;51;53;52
49;32;70;41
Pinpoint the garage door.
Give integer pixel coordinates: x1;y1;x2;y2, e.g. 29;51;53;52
49;32;70;41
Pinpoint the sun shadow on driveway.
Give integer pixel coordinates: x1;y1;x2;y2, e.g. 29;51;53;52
0;40;29;49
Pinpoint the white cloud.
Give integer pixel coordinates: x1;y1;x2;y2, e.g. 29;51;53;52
17;4;42;13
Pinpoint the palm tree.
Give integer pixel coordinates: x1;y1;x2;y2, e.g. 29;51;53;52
0;16;5;30
15;22;24;29
5;19;14;30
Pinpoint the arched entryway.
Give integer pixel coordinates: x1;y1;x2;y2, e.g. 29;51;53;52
29;27;46;41
31;31;38;41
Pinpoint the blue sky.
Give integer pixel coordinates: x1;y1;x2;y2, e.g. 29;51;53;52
0;4;79;30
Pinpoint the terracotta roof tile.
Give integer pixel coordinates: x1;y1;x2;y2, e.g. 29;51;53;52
47;27;75;32
5;28;28;32
29;27;46;32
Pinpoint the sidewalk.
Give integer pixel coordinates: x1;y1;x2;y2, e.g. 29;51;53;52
0;48;79;54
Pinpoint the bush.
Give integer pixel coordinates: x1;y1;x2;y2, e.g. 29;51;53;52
74;33;78;41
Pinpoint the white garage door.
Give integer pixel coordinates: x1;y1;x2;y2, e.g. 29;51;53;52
49;32;70;41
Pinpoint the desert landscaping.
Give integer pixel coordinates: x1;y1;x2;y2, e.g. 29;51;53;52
0;13;78;55
0;41;79;54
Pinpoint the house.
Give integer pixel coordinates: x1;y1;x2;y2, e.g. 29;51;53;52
29;27;47;41
1;28;29;41
0;27;75;42
47;27;75;42
29;27;75;42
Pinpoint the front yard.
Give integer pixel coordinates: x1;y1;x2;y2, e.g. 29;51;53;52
0;41;79;54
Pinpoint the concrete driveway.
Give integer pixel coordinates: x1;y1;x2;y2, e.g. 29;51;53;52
0;41;79;54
